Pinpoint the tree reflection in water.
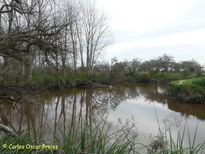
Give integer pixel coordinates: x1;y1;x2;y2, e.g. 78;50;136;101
0;83;205;143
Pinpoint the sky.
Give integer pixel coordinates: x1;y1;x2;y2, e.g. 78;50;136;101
97;0;205;65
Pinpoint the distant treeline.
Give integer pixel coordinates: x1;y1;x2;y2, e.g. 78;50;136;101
93;54;204;83
108;54;203;74
1;53;204;89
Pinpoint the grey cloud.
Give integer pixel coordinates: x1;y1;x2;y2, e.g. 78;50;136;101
114;0;205;43
109;44;205;65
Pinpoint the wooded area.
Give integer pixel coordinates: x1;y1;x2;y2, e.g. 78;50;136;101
0;0;110;79
0;0;111;100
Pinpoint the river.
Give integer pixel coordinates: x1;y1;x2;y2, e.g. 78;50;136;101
0;83;205;146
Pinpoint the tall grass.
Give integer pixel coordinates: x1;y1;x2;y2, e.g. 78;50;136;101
52;118;138;154
141;107;205;153
141;125;205;154
1;119;205;154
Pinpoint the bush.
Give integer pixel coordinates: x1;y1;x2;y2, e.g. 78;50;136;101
30;72;44;85
124;72;137;81
92;72;110;84
152;73;184;82
136;72;151;82
182;70;192;76
192;78;205;87
168;81;182;95
168;76;205;103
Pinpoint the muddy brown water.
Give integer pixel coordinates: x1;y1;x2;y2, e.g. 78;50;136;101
0;83;205;145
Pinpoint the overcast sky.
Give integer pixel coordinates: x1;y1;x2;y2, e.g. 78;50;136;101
97;0;205;65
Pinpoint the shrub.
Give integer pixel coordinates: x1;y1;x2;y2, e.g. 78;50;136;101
92;72;110;84
30;72;44;85
136;72;151;82
192;78;205;87
152;73;184;82
168;76;205;103
124;72;137;81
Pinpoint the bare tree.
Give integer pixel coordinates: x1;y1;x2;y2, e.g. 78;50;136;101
82;0;111;71
0;0;112;100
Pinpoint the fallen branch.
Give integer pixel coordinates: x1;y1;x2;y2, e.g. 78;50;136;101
0;124;18;137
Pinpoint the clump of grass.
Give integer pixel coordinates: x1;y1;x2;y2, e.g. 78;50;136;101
53;118;138;154
152;72;184;83
140;124;205;154
1;118;205;154
192;77;205;87
0;117;138;154
139;107;205;154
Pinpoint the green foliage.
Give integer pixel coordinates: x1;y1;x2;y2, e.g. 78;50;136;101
152;72;168;79
22;66;111;88
1;121;205;154
168;75;205;103
143;125;205;153
192;77;205;87
186;73;200;79
1;118;137;154
56;124;136;154
92;72;110;84
72;73;89;86
152;72;184;82
30;72;58;88
136;72;151;82
182;70;192;77
124;72;137;81
30;72;44;85
1;75;18;86
168;81;183;96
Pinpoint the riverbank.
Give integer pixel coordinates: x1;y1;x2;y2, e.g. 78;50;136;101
1;71;188;88
168;75;205;103
0;70;196;103
1;54;204;102
0;71;187;103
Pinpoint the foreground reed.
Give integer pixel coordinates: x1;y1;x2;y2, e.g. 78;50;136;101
0;118;205;154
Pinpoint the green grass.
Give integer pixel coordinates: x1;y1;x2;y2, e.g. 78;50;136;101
1;119;205;154
57;126;136;154
0;119;138;154
169;76;205;91
151;72;185;83
192;77;205;87
142;125;205;153
168;75;205;103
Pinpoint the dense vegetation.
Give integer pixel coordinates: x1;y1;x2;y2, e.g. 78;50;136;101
1;54;204;88
1;119;205;154
168;75;205;103
0;0;111;101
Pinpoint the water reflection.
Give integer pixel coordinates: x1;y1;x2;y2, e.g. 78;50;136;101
0;83;205;144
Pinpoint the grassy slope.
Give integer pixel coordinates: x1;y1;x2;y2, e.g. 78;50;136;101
168;75;205;103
